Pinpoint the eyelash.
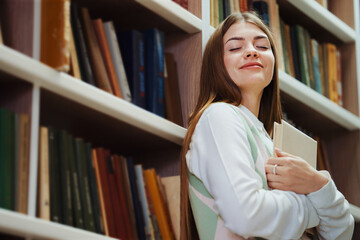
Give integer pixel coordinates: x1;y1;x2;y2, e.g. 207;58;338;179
229;46;268;51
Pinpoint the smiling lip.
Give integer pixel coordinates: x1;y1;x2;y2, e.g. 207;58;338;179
240;62;263;69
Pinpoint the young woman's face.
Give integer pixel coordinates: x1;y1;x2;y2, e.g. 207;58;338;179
223;21;275;94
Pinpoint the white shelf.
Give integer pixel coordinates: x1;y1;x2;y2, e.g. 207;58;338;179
0;209;116;240
279;70;360;130
350;204;360;222
0;44;186;146
287;0;356;42
135;0;202;34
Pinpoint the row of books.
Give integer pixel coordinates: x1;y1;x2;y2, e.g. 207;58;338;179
279;22;343;105
0;1;183;126
37;126;177;240
0;108;30;215
210;0;343;106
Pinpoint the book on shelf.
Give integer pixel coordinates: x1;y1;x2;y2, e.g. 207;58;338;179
92;18;123;99
80;8;113;94
40;0;71;72
118;30;147;109
70;2;97;86
103;21;132;102
326;43;339;104
164;52;183;126
69;24;82;80
0;19;3;44
143;28;166;117
38;126;50;220
273;120;317;169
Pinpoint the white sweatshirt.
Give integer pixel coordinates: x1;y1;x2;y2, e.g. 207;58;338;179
186;102;354;240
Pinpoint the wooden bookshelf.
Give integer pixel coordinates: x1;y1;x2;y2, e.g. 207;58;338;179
0;0;359;239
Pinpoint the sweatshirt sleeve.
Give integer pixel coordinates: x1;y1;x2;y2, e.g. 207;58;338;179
307;171;354;240
187;104;320;239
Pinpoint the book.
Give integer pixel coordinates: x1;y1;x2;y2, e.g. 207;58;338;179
69;24;82;79
86;143;104;234
80;8;113;94
273;120;317;169
326;43;338;104
0;20;3;44
295;25;311;87
70;2;96;86
14;113;30;214
92;18;123;99
144;168;174;240
164;53;183;126
0;108;15;210
103;21;132;102
38;126;50;220
161;176;180;240
74;138;96;232
336;49;343;106
48;127;62;223
135;164;155;239
118;30;147;109
126;157;146;240
311;39;323;94
143;28;165;117
40;0;70;72
58;130;74;226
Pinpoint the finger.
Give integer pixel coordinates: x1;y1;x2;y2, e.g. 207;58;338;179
268;181;288;191
266;172;283;182
275;148;296;158
266;157;290;166
265;164;283;176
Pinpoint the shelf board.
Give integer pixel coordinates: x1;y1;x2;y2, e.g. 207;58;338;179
0;45;186;146
279;71;360;131
286;0;356;43
350;204;360;222
135;0;202;34
0;209;116;240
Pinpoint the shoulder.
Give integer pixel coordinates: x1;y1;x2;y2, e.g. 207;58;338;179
201;102;238;121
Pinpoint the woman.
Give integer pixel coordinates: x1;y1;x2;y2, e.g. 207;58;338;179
180;12;354;239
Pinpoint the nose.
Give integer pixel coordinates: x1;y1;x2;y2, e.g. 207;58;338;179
244;46;259;58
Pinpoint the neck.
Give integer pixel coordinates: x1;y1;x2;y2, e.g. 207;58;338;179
240;91;262;118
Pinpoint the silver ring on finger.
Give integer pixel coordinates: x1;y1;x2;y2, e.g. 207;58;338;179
273;164;278;175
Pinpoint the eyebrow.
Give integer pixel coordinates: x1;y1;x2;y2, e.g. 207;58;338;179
225;35;268;44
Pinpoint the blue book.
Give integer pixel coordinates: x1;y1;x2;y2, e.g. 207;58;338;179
143;28;165;117
117;30;146;109
311;39;323;94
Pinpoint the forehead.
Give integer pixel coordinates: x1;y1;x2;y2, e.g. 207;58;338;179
223;21;267;43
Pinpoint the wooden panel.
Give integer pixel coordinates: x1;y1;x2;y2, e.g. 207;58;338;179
324;130;360;206
188;0;202;19
166;32;202;127
340;42;359;116
328;0;354;29
0;72;33;116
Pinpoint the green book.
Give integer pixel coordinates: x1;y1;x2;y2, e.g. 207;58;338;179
67;133;84;229
48;126;62;223
295;25;311;87
0;108;15;210
74;138;96;232
58;130;73;226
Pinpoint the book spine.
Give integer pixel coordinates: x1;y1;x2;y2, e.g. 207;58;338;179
38;126;50;220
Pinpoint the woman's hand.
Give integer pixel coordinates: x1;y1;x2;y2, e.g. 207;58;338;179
265;148;329;195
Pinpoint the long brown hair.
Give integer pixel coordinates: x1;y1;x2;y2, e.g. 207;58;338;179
180;12;283;239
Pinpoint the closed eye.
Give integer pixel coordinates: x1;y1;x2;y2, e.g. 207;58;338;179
230;47;241;51
257;46;269;49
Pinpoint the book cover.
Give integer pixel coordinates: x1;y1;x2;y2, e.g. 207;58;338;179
164;53;183;126
161;176;180;240
40;0;71;72
112;155;135;239
295;25;311;87
326;43;338;104
86;143;105;234
92;18;123;99
80;8;113;94
48;126;62;223
143;28;165;117
273;120;317;169
0;108;15;210
58;130;74;226
38;126;50;220
126;157;146;240
144;168;174;240
118;30;146;109
15;113;30;214
311;39;323;94
74;138;96;232
103;21;132;102
70;2;96;86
